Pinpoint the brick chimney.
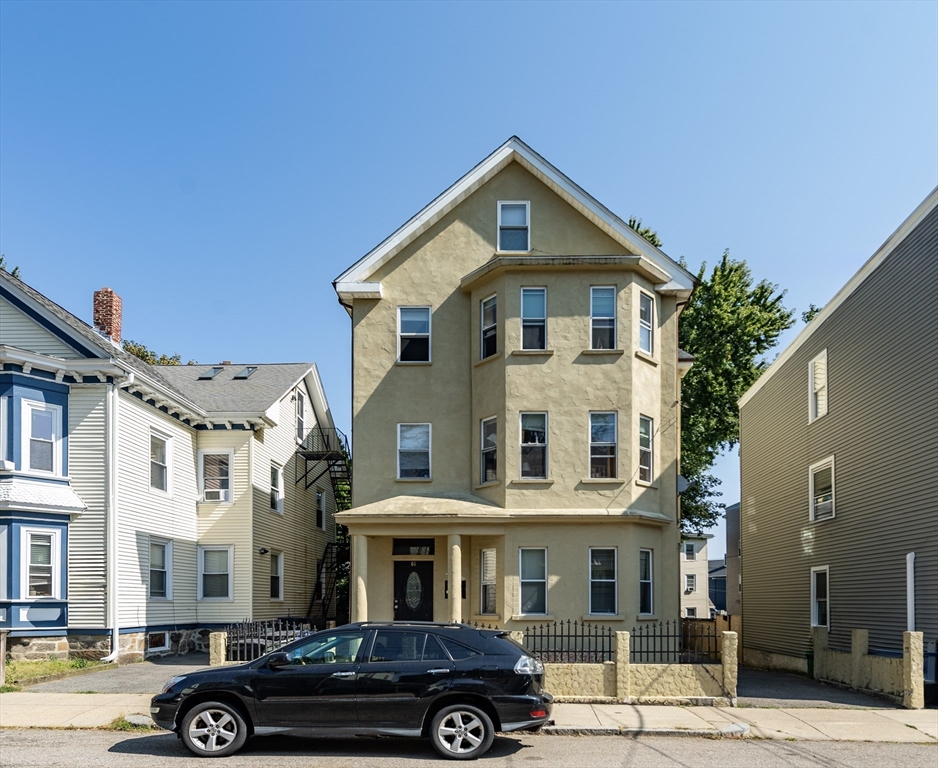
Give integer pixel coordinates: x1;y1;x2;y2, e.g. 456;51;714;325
93;287;122;343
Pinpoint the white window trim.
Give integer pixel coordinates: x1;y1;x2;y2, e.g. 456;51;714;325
270;462;284;514
497;200;530;253
198;544;234;601
148;537;173;601
590;286;617;350
518;547;548;616
519;411;548;480
480;548;497;615
811;565;830;627
146;631;170;653
296;389;306;444
809;349;828;423
316;490;326;530
685;607;698;618
480;416;497;485
198;449;234;503
639;548;654;616
397;306;432;363
638;414;654;483
149;429;172;496
588;547;617;615
397;422;432;480
20;526;61;600
20;399;63;476
685;573;697;592
480;294;497;360
520;287;547;351
808;455;835;522
0;396;7;465
589;411;618;479
639;291;655;355
270;551;284;601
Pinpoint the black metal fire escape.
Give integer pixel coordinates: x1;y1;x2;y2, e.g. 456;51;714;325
297;426;351;627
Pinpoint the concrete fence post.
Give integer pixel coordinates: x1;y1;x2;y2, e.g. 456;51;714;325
0;630;7;687
851;628;869;690
615;631;630;703
902;631;924;709
812;626;829;680
508;631;524;646
721;631;738;704
209;632;227;667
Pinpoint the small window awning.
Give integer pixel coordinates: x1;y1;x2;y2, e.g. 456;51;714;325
0;475;87;516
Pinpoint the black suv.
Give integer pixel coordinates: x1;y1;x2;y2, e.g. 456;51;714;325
151;621;553;760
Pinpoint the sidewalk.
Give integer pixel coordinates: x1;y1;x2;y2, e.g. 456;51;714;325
1;692;936;742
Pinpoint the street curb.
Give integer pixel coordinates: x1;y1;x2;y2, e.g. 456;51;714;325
541;726;723;738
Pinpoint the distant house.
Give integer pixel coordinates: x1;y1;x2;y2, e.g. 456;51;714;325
738;188;937;673
724;502;741;616
0;273;341;661
679;535;712;618
708;558;726;614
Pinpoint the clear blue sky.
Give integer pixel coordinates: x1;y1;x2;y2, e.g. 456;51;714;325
2;1;936;557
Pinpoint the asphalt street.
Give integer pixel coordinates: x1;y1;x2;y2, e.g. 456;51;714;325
1;730;936;768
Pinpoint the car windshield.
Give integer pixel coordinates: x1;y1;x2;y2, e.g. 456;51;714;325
284;632;365;665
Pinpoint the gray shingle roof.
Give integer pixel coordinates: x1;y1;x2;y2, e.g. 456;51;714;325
154;363;313;414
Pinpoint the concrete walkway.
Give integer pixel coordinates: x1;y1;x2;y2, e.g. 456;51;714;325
1;692;936;742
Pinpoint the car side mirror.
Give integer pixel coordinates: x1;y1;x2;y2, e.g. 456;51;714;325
267;652;290;669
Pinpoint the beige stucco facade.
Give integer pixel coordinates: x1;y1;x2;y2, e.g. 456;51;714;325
336;140;695;631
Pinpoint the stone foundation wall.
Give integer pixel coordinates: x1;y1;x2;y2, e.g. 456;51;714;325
6;636;70;661
742;646;808;675
630;663;724;698
544;662;616;699
69;634;111;660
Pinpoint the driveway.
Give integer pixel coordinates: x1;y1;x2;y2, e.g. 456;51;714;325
737;666;899;709
25;653;211;694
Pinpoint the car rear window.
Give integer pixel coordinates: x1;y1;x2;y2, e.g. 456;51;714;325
423;634;449;661
439;636;482;660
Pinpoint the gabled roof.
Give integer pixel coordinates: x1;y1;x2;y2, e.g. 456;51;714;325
334;136;696;302
739;186;938;407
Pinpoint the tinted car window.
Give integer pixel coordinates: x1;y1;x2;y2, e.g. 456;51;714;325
423;634;448;661
439;637;482;660
371;631;425;662
285;631;366;665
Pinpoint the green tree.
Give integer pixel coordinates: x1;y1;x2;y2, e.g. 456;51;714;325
0;255;22;279
678;252;795;533
626;217;662;248
801;303;823;323
121;339;183;366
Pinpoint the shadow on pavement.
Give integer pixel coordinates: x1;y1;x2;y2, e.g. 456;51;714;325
737;666;900;708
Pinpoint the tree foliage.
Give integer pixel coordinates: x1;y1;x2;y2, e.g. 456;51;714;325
626;217;662;248
0;255;22;279
121;339;183;366
801;303;823;323
678;251;795;533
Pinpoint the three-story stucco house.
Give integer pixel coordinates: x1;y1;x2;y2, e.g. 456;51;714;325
0;273;340;661
333;137;696;631
738;188;937;676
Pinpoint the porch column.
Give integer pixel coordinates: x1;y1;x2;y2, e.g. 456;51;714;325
448;534;462;623
351;534;368;622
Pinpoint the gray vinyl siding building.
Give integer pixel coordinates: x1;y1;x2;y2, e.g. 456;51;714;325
739;189;938;669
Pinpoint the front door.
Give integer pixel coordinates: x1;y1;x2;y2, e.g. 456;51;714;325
394;560;433;621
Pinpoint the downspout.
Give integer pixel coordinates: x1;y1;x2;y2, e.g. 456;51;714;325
101;372;134;663
906;552;916;632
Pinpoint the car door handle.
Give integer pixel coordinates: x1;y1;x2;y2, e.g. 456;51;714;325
331;671;356;678
426;668;450;674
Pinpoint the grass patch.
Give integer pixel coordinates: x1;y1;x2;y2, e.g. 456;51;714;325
3;658;103;684
107;716;156;732
0;683;20;693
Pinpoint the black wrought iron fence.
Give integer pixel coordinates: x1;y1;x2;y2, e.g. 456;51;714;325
522;620;615;663
629;620;719;664
225;618;315;662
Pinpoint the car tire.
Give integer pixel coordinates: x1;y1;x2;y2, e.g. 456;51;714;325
180;700;248;758
429;703;495;760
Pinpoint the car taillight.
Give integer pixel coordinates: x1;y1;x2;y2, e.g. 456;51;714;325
513;655;545;675
530;709;548;718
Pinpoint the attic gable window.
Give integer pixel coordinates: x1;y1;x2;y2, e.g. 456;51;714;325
198;367;224;380
233;366;257;379
498;201;530;252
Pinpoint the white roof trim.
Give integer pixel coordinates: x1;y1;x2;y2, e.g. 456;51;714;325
334;136;696;299
739;186;938;408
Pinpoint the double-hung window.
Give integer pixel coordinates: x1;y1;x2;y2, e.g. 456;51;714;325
809;456;835;521
270;552;283;600
809;350;828;422
23;400;62;474
200;451;231;502
270;463;284;513
149;539;171;600
589;412;617;478
150;431;170;493
399;307;431;363
296;390;305;442
811;566;829;627
398;423;431;479
638;415;654;483
589;548;616;615
498;201;530;252
521;288;547;350
22;528;59;599
590;287;616;350
639;292;655;355
684;542;696;560
520;412;547;479
639;549;654;615
316;490;326;529
481;417;497;484
481;295;497;359
685;574;696;592
519;548;547;615
480;548;497;615
199;545;233;600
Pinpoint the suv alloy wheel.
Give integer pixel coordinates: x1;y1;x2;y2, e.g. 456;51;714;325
180;701;248;757
429;704;495;760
